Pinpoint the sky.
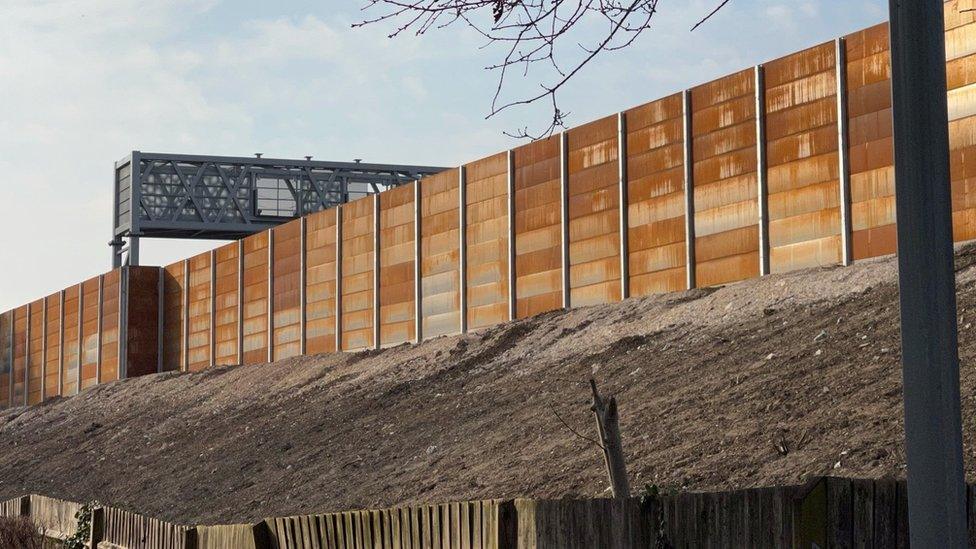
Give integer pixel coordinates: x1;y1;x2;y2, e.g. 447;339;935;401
0;0;888;312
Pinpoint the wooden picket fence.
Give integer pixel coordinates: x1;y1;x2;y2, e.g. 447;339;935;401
6;477;976;547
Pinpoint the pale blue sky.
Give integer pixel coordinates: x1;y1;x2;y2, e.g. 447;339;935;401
0;0;888;311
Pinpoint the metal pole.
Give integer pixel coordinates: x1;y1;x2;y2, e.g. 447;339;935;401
300;217;307;355
209;250;216;367
507;150;517;321
458;167;468;332
559;132;571;308
835;37;854;267
617;112;630;300
237;241;244;365
373;194;381;350
335;205;344;352
889;1;967;546
755;66;771;276
682;90;697;289
414;180;423;343
268;231;275;362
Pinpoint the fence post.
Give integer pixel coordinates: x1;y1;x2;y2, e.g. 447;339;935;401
182;259;189;372
373;193;381;350
617;112;630;300
335;205;344;352
209;250;216;368
88;506;105;547
237;240;244;365
507;150;517;321
300;216;307;356
183;525;199;549
459;166;469;333
835;36;853;266
18;495;29;517
559;132;571;309
414;179;423;343
267;228;275;362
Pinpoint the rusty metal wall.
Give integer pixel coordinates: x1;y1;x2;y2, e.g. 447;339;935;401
567;115;622;306
27;300;43;405
273;220;303;360
625;93;687;296
513;137;563;318
0;311;9;408
80;277;99;390
765;42;842;272
162;262;185;372
845;23;896;259
214;242;240;366
692;69;761;286
948;3;976;240
62;285;80;395
44;293;60;398
12;305;27;405
187;252;212;371
379;184;416;347
305;208;338;355
100;270;120;383
464;153;510;329
421;168;461;338
341;196;376;351
242;232;270;365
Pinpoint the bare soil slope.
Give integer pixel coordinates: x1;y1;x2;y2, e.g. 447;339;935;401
5;247;976;525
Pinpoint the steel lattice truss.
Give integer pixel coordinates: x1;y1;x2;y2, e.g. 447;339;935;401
111;151;445;266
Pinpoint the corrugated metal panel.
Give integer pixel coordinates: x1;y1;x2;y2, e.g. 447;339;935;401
125;266;161;378
379;184;416;347
12;305;27;404
948;5;976;241
766;42;843;272
341;196;376;351
242;232;269;365
100;269;120;383
187;252;212;371
80;277;99;390
214;243;240;366
421;168;461;338
845;23;896;259
513;137;563;318
625;93;687;295
27;299;43;404
692;68;761;286
273;220;303;360
44;293;60;398
162;262;185;372
567;115;621;306
464;153;510;329
62;285;80;395
0;311;9;408
305;208;338;355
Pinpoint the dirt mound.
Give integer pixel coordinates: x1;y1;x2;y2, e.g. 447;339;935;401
3;246;976;525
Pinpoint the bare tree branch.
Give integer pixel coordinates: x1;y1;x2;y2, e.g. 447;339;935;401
356;1;732;139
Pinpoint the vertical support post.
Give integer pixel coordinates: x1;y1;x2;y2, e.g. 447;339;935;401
111;159;122;270
24;304;30;405
119;267;128;379
95;275;103;384
414;180;423;343
88;507;105;548
182;259;189;372
8;312;14;405
268;230;275;362
209;250;216;367
507;149;517;321
237;240;244;365
617;112;630;300
373;193;381;349
682;90;697;289
129;235;140;267
40;296;47;399
76;283;83;394
335;205;344;352
458;166;468;333
836;37;854;267
755;65;771;276
300;217;307;355
156;268;164;373
58;290;65;394
889;1;967;546
559;131;571;308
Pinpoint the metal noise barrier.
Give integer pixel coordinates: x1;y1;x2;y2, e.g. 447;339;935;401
3;16;976;403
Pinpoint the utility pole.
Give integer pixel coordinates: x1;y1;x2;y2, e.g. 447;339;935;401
889;1;967;546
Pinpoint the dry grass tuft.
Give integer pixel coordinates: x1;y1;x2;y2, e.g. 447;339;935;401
0;516;43;549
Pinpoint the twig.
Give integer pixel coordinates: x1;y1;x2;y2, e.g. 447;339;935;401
547;402;604;450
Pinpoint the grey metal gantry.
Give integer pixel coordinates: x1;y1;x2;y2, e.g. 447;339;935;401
110;151;446;266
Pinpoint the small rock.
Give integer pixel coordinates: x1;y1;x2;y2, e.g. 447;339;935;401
834;461;842;469
814;349;823;356
765;353;775;360
814;329;827;342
